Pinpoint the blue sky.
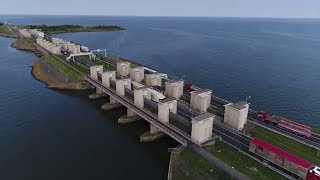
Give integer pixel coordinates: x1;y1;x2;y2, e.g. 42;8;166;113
1;0;320;18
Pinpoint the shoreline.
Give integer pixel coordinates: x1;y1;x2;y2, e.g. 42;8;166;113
9;36;92;91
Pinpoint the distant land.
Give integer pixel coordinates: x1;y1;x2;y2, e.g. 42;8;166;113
22;24;126;34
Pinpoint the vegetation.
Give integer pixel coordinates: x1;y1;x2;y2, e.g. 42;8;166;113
247;125;320;165
172;148;233;180
204;141;286;180
24;24;126;34
0;25;14;35
44;54;82;81
313;128;320;134
0;22;4;26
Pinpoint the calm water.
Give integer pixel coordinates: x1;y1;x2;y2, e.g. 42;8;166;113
1;15;320;179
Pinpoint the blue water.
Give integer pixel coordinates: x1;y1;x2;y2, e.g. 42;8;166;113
1;15;320;179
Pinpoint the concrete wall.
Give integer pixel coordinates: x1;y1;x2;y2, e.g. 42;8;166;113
134;88;151;108
116;79;131;96
145;73;162;86
102;71;116;87
90;65;103;80
158;99;177;123
117;62;131;76
190;90;212;112
132;81;144;90
36;38;62;55
224;103;249;130
191;113;214;144
130;67;145;82
165;81;184;99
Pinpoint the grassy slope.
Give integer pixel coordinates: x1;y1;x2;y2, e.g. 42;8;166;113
247;126;320;165
0;25;14;35
313;128;320;134
204;141;286;180
172;149;233;180
44;54;83;81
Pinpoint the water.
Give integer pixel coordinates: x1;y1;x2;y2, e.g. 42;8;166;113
0;37;175;179
1;15;320;179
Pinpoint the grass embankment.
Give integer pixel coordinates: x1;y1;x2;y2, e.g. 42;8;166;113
313;128;320;134
12;37;35;50
78;55;117;71
0;25;15;37
247;126;320;165
106;55;140;68
44;54;83;81
172;148;232;180
204;141;286;180
25;25;126;34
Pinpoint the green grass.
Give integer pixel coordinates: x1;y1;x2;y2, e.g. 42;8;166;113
95;60;117;71
247;126;320;165
313;128;320;134
173;148;233;180
105;55;139;68
24;24;125;34
0;25;14;35
44;54;82;81
204;141;286;180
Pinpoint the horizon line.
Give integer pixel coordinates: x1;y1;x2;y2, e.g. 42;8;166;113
1;13;320;20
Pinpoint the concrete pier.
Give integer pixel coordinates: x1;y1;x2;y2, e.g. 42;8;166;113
101;96;122;110
116;62;130;76
190;89;212;113
140;98;177;142
165;80;184;99
140;124;166;142
118;108;141;124
130;66;144;82
191;112;214;145
223;101;249;130
145;73;162;86
89;65;105;99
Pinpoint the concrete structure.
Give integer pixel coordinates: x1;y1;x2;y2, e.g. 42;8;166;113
132;81;144;90
90;65;104;94
158;98;177;123
67;52;96;61
134;87;151;108
223;101;249;130
116;78;131;96
130;66;144;82
30;29;44;38
165;80;184;99
145;73;162;86
191;112;214;145
51;38;80;54
102;71;116;87
190;89;212;113
116;62;131;76
36;38;62;55
90;65;103;80
18;29;31;38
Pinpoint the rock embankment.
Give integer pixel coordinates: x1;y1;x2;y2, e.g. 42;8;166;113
31;57;92;90
10;37;36;52
0;33;17;38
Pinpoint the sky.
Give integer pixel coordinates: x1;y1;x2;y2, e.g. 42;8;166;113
1;0;320;18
